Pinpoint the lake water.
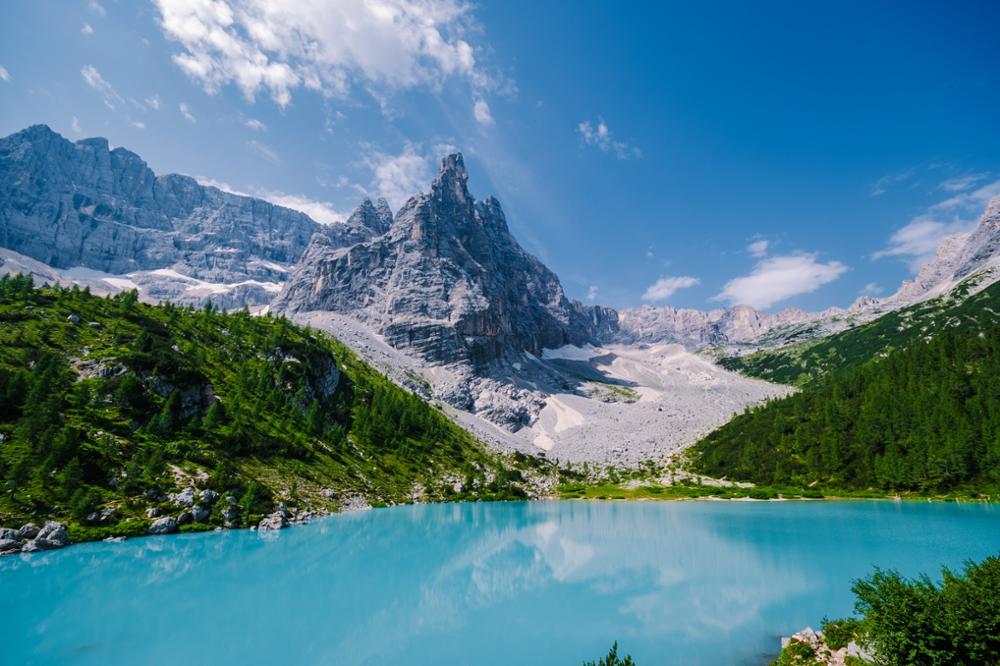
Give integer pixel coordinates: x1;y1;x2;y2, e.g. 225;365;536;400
4;500;999;665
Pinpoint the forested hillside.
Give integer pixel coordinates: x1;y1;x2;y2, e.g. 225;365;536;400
719;276;1000;386
692;290;1000;493
0;275;546;538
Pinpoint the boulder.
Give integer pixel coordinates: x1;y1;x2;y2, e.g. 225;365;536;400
0;527;19;541
85;507;121;524
17;523;39;540
31;521;70;550
148;516;178;535
0;538;21;555
169;487;196;508
145;507;160;518
257;504;289;531
176;512;193;526
199;489;219;504
191;504;210;522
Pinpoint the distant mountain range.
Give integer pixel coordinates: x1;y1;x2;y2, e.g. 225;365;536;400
2;124;998;463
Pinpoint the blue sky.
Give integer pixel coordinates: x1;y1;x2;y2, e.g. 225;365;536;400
1;0;998;311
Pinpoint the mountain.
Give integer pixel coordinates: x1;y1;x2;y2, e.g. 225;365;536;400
614;196;1000;355
690;279;1000;494
0;275;550;543
274;154;616;367
0;124;319;306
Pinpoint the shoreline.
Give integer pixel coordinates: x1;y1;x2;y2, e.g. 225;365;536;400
3;492;995;557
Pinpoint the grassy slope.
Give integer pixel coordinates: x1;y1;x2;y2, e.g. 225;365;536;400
718;276;1000;387
0;277;550;539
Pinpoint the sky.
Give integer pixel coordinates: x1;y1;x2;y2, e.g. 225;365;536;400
1;0;999;312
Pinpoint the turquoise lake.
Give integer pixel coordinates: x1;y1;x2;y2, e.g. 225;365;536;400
4;500;999;665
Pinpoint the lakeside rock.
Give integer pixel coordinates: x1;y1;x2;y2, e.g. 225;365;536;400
778;626;869;666
148;517;178;535
258;503;290;531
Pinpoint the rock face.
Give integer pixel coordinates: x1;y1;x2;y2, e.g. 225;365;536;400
274;154;613;368
148;516;178;535
0;124;319;306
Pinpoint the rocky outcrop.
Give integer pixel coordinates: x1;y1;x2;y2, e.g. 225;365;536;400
257;503;290;531
148;516;178;535
3;520;72;554
0;124;319;306
275;154;613;368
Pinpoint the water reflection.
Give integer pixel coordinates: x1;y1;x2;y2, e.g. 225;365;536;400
5;501;999;665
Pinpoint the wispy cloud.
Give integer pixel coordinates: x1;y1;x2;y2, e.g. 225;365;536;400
746;239;769;258
873;178;1000;271
144;94;161;110
245;118;267;132
586;285;599;302
247;139;280;164
870;168;915;196
859;282;884;296
88;1;106;17
473;98;494;127
81;65;124;110
153;0;501;124
0;65;10;82
939;172;988;192
178;102;196;123
71;116;82;134
577;117;641;159
81;23;94;35
196;178;347;225
713;254;847;309
362;142;436;211
130;120;145;130
641;276;700;302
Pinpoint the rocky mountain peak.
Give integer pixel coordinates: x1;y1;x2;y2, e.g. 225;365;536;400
431;153;471;205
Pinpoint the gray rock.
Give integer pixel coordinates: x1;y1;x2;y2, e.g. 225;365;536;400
273;154;615;370
169;487;196;508
0;538;21;555
85;507;120;524
28;521;70;550
221;505;240;526
199;489;219;504
191;504;210;522
17;523;39;540
148;517;178;535
176;512;193;526
0;124;319;308
257;510;288;531
145;507;160;519
66;313;81;323
0;527;18;541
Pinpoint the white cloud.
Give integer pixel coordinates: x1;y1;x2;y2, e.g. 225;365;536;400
577;117;641;160
154;0;491;111
939;173;988;192
870;168;914;196
130;120;146;129
859;282;884;296
873;179;1000;271
81;65;124;110
179;102;196;122
746;239;769;258
364;143;435;210
586;285;599;302
145;94;161;110
713;254;847;309
195;178;347;224
71;116;82;134
247;139;280;164
81;23;94;35
257;191;346;224
245;118;267;131
0;65;10;82
473;98;494;127
641;276;700;302
89;1;106;17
